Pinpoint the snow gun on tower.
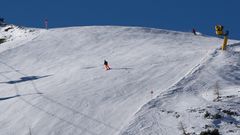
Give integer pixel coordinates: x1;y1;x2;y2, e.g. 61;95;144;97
215;25;229;50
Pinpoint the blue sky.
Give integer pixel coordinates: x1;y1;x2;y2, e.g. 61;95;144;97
1;0;240;39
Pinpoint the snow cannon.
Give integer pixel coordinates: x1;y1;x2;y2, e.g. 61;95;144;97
215;25;229;50
215;25;224;35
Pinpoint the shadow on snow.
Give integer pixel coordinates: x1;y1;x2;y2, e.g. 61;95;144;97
0;95;20;101
0;92;42;101
0;75;52;84
110;67;133;70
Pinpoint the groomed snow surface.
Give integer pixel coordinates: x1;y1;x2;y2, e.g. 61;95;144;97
0;25;239;135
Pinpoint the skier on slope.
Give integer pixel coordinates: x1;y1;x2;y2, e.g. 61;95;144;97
104;60;111;70
44;19;48;29
192;28;197;35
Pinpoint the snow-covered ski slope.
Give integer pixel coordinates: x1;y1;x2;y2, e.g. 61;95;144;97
0;25;239;135
0;25;42;53
121;44;240;135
